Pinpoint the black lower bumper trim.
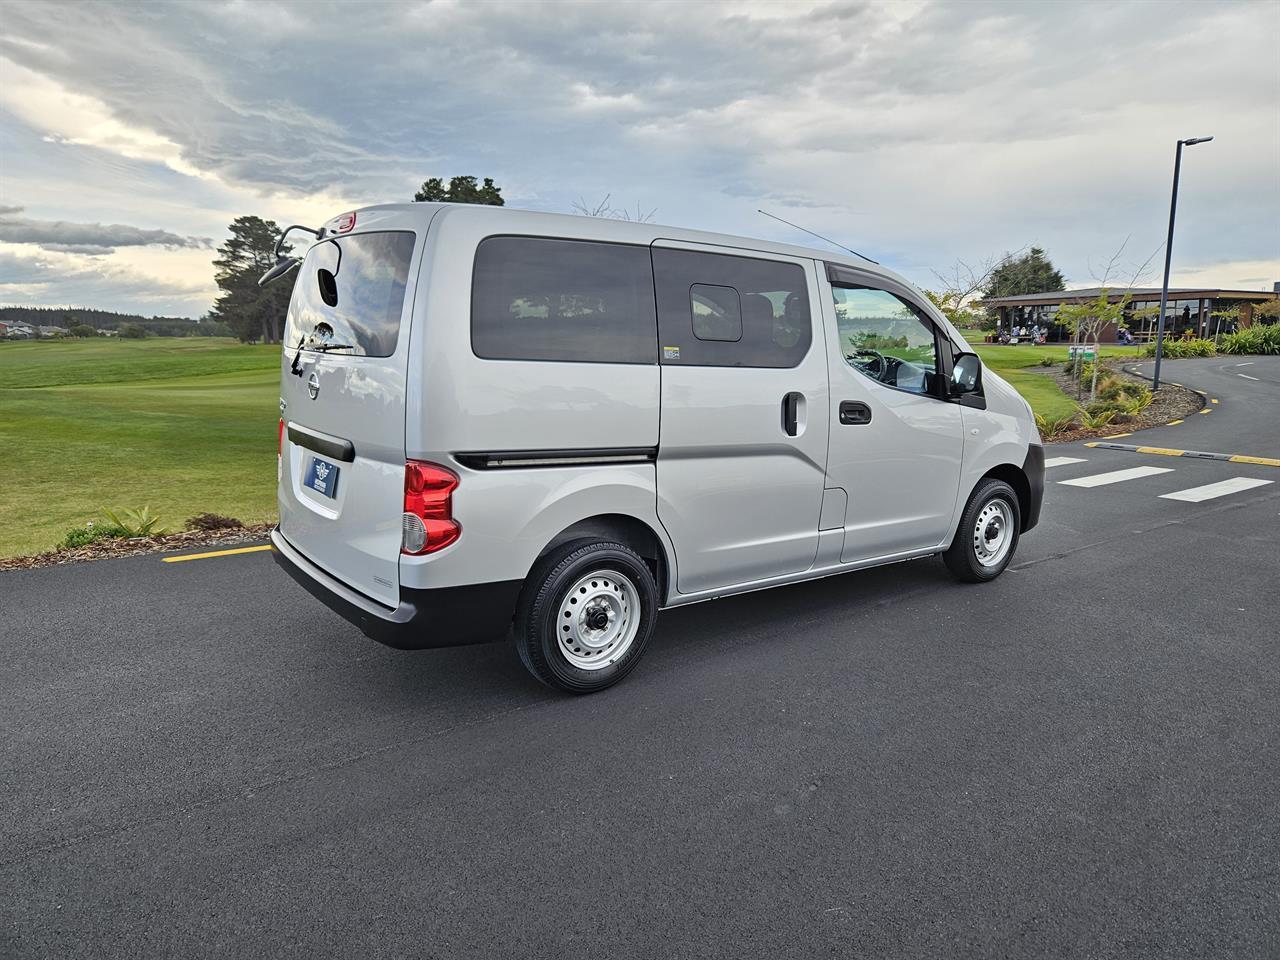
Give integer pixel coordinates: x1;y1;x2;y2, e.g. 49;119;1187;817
1022;443;1045;533
271;528;520;649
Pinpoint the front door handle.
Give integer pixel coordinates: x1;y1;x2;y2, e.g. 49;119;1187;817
839;400;872;425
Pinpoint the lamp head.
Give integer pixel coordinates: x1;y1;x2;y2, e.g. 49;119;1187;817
1181;136;1214;146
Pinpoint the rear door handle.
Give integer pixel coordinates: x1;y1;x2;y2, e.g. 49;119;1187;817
839;400;872;425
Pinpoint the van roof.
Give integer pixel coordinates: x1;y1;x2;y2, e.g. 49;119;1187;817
340;202;916;291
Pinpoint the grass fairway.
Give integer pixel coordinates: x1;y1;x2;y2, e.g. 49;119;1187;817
968;341;1143;422
1;338;280;558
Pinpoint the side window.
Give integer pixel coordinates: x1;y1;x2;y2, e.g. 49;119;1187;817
691;284;742;342
471;237;657;363
831;285;940;396
653;248;811;367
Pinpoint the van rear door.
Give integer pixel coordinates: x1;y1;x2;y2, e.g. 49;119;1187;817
277;225;421;608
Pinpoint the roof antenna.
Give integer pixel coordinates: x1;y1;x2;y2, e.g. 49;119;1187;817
757;209;878;264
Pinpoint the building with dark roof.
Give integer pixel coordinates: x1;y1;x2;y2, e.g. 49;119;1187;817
977;286;1278;342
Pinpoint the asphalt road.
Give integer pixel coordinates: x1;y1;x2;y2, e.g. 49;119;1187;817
3;358;1278;959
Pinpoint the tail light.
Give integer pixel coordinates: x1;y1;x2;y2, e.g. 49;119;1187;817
277;418;285;482
402;461;460;555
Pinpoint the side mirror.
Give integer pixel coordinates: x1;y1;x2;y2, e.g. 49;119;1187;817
951;352;983;397
258;256;299;287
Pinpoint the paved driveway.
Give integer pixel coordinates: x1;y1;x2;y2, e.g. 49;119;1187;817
3;359;1278;959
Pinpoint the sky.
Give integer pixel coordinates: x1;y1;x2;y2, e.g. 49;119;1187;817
1;0;1277;318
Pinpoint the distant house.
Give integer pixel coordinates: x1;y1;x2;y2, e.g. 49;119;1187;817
977;286;1280;342
37;325;66;338
2;321;35;339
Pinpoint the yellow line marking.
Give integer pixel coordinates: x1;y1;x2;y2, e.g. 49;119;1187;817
1101;432;1131;439
1229;455;1280;468
162;544;273;563
1135;446;1189;457
1166;419;1183;425
1210;398;1219;404
1198;409;1212;414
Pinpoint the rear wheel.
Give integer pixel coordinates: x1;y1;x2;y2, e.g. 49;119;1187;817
943;478;1021;583
515;539;658;693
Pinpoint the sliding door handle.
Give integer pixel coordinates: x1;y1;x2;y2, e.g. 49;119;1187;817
781;392;803;436
839;400;872;425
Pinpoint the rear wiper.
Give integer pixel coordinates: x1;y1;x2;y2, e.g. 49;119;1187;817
312;342;356;353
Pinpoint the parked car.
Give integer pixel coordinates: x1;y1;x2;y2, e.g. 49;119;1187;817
269;204;1044;693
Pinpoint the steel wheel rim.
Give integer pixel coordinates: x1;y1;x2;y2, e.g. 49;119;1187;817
556;568;641;671
973;498;1014;568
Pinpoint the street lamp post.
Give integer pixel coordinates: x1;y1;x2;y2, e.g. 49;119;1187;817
1152;135;1213;391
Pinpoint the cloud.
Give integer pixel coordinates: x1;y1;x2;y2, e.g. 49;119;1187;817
0;0;1275;319
0;206;211;255
0;245;211;316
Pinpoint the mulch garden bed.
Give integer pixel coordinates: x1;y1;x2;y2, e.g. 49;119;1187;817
1034;361;1204;444
0;524;274;572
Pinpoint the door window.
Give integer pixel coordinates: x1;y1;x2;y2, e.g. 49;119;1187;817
831;286;940;395
653;248;811;367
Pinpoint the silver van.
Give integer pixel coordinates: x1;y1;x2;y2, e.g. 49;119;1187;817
269;204;1044;693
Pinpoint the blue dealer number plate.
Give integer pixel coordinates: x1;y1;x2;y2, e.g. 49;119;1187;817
304;456;340;498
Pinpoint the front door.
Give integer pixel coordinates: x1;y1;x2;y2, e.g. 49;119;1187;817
652;242;829;595
818;267;964;562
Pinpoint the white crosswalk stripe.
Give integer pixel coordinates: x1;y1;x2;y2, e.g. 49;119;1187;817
1159;477;1273;503
1044;456;1087;468
1058;465;1173;488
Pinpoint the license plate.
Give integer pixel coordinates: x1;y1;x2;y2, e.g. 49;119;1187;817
304;456;340;498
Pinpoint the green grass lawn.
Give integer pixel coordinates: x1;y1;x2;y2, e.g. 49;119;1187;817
1;338;280;558
0;334;1145;558
966;338;1143;422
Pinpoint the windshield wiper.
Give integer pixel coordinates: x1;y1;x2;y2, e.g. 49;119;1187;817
312;342;356;353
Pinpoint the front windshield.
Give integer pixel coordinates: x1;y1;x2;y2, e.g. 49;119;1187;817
283;231;415;358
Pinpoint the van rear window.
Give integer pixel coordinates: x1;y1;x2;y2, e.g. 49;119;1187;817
471;237;657;364
284;231;415;358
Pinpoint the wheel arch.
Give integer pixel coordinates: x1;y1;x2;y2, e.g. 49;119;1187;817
538;513;673;603
979;463;1032;532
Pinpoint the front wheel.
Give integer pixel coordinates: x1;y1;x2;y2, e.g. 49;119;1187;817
515;539;658;693
943;479;1021;583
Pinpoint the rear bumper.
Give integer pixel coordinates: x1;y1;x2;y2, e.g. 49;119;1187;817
1022;443;1045;533
271;527;519;649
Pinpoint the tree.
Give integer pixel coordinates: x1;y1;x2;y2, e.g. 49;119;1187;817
571;194;656;223
206;216;295;344
983;246;1066;300
413;175;504;205
69;324;98;337
1252;299;1280;325
119;323;148;339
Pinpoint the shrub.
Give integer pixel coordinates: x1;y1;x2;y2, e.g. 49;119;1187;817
58;520;130;550
100;506;171;538
1035;412;1078;438
1097;377;1127;401
1219;324;1280;356
118;323;148;339
186;513;243;531
1142;338;1216;359
1039;356;1055;367
1079;406;1117;429
69;324;98;337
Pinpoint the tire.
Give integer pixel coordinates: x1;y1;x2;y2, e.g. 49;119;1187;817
943;478;1022;583
514;539;659;694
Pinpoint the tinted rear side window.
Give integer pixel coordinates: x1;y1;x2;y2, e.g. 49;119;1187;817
284;231;415;358
471;237;657;363
652;248;811;367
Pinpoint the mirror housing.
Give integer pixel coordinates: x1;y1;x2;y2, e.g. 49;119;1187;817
950;352;985;405
258;255;300;287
